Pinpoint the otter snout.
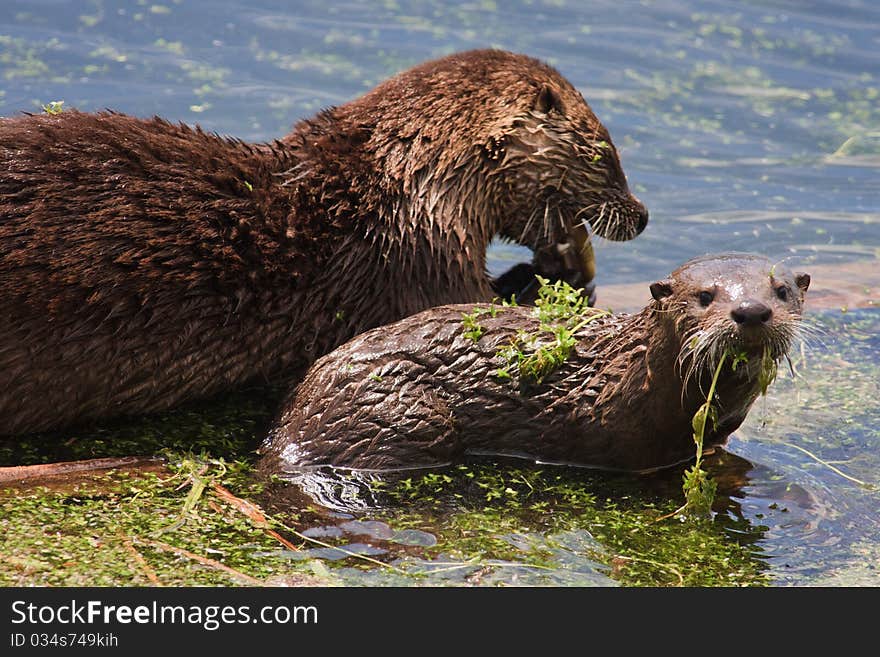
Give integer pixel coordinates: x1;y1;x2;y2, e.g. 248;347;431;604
731;300;772;326
634;197;649;235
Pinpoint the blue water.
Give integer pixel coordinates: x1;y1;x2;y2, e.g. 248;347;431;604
3;0;877;281
2;0;878;585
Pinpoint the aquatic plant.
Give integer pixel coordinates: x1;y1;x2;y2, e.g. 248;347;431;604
678;346;779;519
41;100;64;114
494;276;609;384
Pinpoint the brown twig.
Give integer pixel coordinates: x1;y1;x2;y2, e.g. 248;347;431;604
211;483;301;552
0;456;162;484
119;534;161;586
137;538;265;587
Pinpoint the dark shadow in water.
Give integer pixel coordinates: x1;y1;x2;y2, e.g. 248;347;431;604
0;384;282;467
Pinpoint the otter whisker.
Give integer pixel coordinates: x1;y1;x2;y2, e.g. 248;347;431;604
542;201;551;243
678;322;739;398
574;202;599;220
613;208;625;240
794;320;829;351
576;220;596;258
591;202;609;238
607;207;623;242
519;205;541;244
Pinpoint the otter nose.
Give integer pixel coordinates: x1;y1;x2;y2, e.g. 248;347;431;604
731;300;772;326
635;201;649;235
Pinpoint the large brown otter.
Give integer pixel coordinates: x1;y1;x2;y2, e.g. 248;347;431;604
258;253;809;473
0;49;647;436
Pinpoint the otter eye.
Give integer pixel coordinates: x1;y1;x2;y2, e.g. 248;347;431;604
776;286;788;301
698;290;714;307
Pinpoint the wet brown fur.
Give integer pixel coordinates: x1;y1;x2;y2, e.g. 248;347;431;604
258;253;809;473
0;49;646;435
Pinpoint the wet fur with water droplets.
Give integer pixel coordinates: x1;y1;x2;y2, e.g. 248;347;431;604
0;49;646;435
258;253;809;473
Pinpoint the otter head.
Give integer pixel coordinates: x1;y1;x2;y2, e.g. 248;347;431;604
351;50;648;287
480;53;649;279
490;75;648;244
649;253;810;390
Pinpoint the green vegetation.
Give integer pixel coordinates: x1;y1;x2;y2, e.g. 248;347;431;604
459;278;607;383
496;277;608;384
372;464;769;586
461;307;489;342
0;457;328;587
41;100;63;114
677;346;780;519
680;352;728;519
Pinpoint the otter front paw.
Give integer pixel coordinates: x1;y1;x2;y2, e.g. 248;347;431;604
582;277;597;307
491;257;597;306
491;262;539;302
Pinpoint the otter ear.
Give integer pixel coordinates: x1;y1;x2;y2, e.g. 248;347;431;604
795;272;811;293
534;84;562;115
650;279;674;301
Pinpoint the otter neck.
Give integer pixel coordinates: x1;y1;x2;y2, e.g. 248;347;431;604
280;111;499;307
637;306;766;432
601;308;691;413
391;151;500;304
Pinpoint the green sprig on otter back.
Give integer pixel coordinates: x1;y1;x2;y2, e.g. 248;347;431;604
496;277;608;385
42;100;64;115
533;276;591;325
516;324;579;383
461;306;492;342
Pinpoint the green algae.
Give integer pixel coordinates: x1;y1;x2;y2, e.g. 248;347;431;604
347;463;769;587
0;385;332;587
0;35;56;80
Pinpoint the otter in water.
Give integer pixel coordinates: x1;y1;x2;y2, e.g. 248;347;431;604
0;49;647;435
258;253;809;473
